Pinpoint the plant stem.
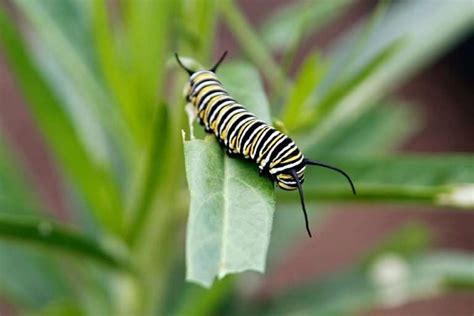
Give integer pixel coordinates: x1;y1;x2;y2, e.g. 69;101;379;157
220;0;288;96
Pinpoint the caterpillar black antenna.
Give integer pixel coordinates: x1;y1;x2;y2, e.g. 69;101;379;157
305;159;356;195
209;51;228;73
290;169;312;238
175;53;194;75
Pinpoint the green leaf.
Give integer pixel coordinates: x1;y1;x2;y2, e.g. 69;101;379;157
261;224;468;315
260;0;350;51
0;139;74;310
0;142;38;215
179;0;218;63
123;0;176;140
14;0;133;163
305;101;419;158
0;9;124;234
220;0;287;94
183;61;275;288
0;214;127;270
362;223;431;267
286;155;474;208
297;40;403;147
299;0;473;149
184;137;274;288
261;251;474;316
280;52;328;129
327;1;474;85
0;241;73;310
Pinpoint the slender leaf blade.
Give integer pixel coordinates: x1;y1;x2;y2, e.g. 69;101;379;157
260;0;350;51
261;225;471;315
0;139;73;310
0;214;127;269
299;0;474;149
262;251;474;316
304;101;419;158
286;155;474;208
0;9;124;233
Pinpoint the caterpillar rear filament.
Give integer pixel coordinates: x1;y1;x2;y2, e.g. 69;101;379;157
176;52;356;237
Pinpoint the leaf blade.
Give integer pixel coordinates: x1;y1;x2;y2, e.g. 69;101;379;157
285;155;474;208
184;61;275;288
0;214;127;270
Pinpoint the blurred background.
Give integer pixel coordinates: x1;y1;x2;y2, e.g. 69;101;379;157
0;0;473;315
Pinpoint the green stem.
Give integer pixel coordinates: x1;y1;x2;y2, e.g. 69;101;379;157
279;185;447;205
126;104;170;245
0;214;128;270
220;0;288;95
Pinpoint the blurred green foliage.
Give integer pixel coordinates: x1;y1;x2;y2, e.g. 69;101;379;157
0;0;473;315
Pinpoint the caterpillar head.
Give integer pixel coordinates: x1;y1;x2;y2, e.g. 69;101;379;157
175;52;228;102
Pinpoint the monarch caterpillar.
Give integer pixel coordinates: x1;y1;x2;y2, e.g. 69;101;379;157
176;52;356;237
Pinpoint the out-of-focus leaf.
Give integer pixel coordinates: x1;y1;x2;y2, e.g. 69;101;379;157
31;300;83;316
261;251;474;316
220;0;287;93
126;104;170;235
184;62;275;288
15;0;133;166
0;10;123;233
362;223;431;267
0;241;72;311
0;142;37;215
92;0;141;145
0;139;72;310
305;101;419;158
260;0;351;51
297;40;403;146
0;214;127;270
300;0;474;149
280;52;327;129
123;0;175;139
261;225;469;315
284;155;474;208
174;278;234;316
180;0;218;62
326;0;474;85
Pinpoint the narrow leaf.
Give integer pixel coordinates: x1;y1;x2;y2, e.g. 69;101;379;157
0;214;127;270
304;101;419;158
220;0;287;94
262;252;474;315
299;0;474;149
260;0;350;51
297;40;403;148
0;10;124;233
0;139;72;310
280;52;327;129
184;61;275;287
286;155;474;208
262;225;469;315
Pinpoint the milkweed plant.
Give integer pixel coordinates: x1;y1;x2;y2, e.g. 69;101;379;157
0;0;473;315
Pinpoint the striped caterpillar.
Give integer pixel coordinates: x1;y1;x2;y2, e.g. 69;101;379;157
176;52;356;237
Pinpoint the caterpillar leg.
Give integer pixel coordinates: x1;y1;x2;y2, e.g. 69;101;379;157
226;148;239;158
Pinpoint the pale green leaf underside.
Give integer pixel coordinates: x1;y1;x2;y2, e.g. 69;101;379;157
184;138;274;287
184;61;275;288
